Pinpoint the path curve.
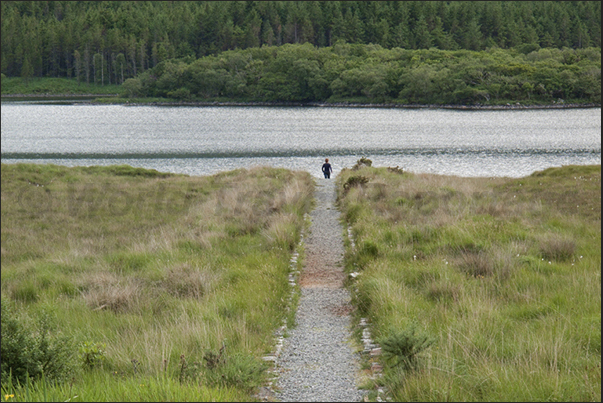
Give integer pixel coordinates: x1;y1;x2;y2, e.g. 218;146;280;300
274;178;365;402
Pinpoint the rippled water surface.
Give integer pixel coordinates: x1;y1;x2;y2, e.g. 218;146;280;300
1;103;600;178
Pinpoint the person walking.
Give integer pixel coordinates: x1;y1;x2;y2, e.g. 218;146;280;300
322;158;332;179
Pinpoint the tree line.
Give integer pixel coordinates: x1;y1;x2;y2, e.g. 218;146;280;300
1;1;601;85
125;43;600;105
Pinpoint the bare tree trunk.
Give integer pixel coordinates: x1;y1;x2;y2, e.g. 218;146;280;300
84;45;90;84
139;40;146;73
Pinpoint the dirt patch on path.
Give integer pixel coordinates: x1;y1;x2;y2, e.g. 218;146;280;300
299;179;346;289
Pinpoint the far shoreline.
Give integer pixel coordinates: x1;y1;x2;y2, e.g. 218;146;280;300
1;93;600;110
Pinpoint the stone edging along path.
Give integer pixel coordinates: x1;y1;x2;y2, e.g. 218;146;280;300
259;178;368;402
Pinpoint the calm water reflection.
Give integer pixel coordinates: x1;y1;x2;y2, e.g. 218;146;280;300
1;103;600;178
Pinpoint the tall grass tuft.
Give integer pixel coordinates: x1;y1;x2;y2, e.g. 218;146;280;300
538;234;577;261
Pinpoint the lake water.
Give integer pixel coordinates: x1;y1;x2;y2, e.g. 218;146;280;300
1;102;600;178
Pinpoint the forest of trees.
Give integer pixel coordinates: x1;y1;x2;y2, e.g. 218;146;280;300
2;1;601;85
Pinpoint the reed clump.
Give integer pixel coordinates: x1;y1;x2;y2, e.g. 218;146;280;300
538;234;577;261
1;163;313;401
338;164;601;402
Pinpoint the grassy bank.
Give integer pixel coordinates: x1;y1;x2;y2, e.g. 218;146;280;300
337;163;601;401
1;77;123;97
1;163;314;401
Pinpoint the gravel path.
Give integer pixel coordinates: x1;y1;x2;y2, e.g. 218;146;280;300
273;178;365;402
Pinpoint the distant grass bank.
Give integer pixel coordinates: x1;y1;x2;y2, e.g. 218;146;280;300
1;163;314;401
1;77;123;97
337;163;601;402
2;76;599;109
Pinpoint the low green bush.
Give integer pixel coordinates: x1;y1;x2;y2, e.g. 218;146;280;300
379;322;436;371
342;175;369;192
1;299;77;384
79;342;107;370
353;157;373;170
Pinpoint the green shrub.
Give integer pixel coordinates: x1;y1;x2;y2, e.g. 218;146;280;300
379;322;436;371
1;300;39;384
387;166;404;175
343;175;369;192
122;78;142;97
167;87;192;100
353;157;373;169
1;299;76;384
79;342;106;369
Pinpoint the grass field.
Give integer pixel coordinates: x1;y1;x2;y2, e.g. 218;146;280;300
337;163;601;401
1;163;314;401
1;76;123;96
2;162;600;401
